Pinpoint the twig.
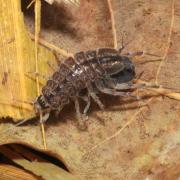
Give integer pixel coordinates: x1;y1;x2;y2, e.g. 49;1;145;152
35;0;47;150
27;0;35;9
29;33;73;57
149;88;180;100
155;0;175;84
107;0;118;49
136;80;180;101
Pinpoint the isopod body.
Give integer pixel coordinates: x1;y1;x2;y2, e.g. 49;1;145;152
34;48;137;128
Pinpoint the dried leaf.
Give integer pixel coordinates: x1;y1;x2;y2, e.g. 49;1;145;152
0;0;56;121
0;164;38;180
0;144;78;180
0;0;180;179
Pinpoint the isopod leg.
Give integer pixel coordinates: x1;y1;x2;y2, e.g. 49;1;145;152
101;77;157;90
107;81;146;90
88;85;104;110
95;81;140;100
106;80;159;90
79;94;91;115
74;98;87;130
54;106;64;117
40;112;50;123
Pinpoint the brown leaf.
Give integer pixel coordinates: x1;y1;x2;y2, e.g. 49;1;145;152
0;164;39;180
0;0;56;120
0;144;78;180
0;0;180;179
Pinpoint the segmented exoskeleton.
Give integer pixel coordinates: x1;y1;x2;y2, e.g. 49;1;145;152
34;48;145;129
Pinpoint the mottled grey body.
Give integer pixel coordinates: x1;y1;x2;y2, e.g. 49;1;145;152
34;48;140;128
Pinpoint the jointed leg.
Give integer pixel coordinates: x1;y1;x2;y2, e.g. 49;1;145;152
74;97;87;130
88;85;104;110
89;91;104;110
112;81;159;90
109;82;146;90
99;87;140;100
96;79;160;100
40;112;50;123
103;78;158;90
54;106;64;118
37;107;52;123
79;94;91;115
96;81;140;100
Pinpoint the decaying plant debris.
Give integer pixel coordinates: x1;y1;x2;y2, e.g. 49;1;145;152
0;0;180;179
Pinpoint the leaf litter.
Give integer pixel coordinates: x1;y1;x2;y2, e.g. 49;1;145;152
0;0;180;179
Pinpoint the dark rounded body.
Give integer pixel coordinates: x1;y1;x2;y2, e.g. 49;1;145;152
35;48;135;112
